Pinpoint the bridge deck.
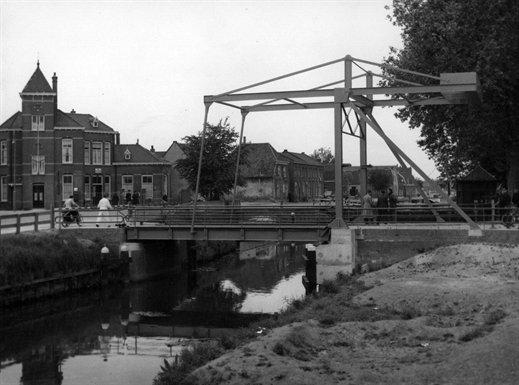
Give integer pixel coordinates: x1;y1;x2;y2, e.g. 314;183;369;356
123;204;503;242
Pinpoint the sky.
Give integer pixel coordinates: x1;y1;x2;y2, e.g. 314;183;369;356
0;0;439;178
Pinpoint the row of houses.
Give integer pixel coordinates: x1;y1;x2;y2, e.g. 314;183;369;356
0;64;328;210
0;63;421;210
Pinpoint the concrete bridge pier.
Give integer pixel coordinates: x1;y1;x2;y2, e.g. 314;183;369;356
316;228;356;284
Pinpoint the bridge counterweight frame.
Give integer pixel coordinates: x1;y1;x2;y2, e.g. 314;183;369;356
192;55;481;233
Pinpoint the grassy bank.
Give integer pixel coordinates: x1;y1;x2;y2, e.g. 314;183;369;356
0;231;119;287
153;273;403;385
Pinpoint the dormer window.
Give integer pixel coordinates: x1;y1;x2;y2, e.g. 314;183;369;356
124;149;131;160
91;117;99;128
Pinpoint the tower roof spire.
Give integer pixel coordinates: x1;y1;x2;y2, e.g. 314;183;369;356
22;63;53;93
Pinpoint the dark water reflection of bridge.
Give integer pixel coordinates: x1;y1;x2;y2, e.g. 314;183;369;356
0;242;306;385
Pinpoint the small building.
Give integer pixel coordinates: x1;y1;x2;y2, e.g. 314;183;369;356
113;143;171;205
456;165;497;205
162;141;193;203
324;163;415;198
238;143;289;202
280;150;324;202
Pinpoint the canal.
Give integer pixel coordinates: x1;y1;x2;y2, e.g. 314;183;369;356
0;242;306;385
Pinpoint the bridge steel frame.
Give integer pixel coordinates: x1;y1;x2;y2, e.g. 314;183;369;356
194;55;481;233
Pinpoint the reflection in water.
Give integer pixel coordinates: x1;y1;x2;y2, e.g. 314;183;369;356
0;242;306;385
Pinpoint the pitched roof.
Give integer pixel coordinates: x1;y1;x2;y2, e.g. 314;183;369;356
240;143;287;178
53;110;115;131
154;151;166;159
459;165;496;181
22;64;54;93
281;150;324;166
0;111;23;129
114;143;170;164
55;110;83;127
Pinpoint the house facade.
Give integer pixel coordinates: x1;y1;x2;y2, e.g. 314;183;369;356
280;150;324;202
113;143;170;204
162;141;192;203
238;143;289;202
0;63;168;209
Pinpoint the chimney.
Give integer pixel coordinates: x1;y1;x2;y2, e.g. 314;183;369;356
136;139;139;145
70;109;76;114
150;145;155;152
52;73;58;124
115;132;120;145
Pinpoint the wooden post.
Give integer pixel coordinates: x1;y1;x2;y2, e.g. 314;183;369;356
16;215;20;234
34;213;39;232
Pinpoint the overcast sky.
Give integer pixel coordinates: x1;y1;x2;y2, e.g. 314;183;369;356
0;0;439;177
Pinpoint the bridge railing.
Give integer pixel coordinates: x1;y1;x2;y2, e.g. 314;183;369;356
128;205;335;226
124;204;516;227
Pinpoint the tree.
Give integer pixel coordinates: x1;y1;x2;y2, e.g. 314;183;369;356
310;147;334;164
368;169;392;192
384;0;519;187
175;119;245;201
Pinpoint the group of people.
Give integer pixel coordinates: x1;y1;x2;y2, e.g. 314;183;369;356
62;193;114;227
362;188;398;223
111;190;141;207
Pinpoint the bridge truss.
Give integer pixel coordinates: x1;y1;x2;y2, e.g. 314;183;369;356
194;55;481;233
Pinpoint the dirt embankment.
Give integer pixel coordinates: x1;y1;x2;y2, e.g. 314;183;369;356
188;243;519;385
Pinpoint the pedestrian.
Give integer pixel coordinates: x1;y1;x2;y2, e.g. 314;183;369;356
111;192;120;207
96;193;113;227
376;189;389;223
388;188;398;222
362;190;374;223
126;191;132;205
132;191;140;206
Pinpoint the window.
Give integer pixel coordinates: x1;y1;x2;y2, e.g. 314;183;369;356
31;155;45;175
142;175;153;199
0;176;7;202
104;175;111;197
92;142;102;165
31;115;44;131
0;141;7;165
84;141;91;165
104;142;111;165
62;139;73;164
122;175;133;192
62;174;73;199
124;149;131;160
84;176;91;201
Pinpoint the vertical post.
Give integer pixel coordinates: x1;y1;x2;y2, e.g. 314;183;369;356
16;214;20;234
191;102;211;233
34;213;39;232
331;90;346;227
359;71;372;197
231;110;248;207
50;203;55;229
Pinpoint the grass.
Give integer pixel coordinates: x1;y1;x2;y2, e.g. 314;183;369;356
0;232;111;286
153;341;224;385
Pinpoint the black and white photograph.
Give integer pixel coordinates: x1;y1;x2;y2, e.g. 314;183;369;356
1;0;518;384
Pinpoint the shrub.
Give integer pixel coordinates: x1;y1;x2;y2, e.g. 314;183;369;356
153;341;224;385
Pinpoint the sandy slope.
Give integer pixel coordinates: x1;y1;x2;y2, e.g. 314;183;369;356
188;244;519;385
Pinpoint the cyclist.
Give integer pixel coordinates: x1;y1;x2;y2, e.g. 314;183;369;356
63;195;81;226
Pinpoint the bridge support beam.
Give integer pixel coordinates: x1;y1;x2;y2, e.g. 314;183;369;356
315;228;356;283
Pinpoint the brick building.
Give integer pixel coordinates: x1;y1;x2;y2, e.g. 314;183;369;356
280;150;324;202
0;63;168;209
238;143;289;202
113;143;170;204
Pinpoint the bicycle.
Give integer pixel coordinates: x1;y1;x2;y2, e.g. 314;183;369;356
56;209;82;227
